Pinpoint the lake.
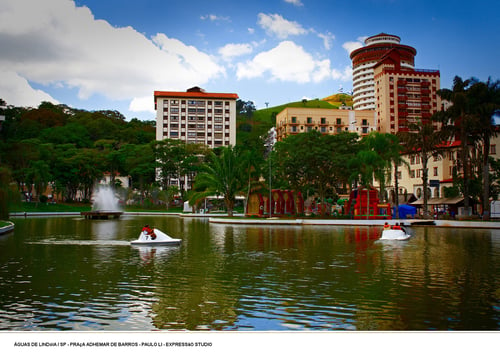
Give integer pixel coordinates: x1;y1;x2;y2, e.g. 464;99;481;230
0;215;499;331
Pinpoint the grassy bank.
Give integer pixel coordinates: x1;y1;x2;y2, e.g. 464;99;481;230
10;202;92;213
9;202;185;214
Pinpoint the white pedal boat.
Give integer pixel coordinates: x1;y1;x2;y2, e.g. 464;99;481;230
380;229;410;241
131;228;181;245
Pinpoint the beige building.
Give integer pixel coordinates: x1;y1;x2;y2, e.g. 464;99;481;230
154;86;238;148
276;107;376;141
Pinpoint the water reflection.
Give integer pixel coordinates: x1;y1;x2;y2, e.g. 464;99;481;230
0;217;499;331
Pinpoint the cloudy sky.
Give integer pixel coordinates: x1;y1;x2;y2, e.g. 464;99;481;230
1;0;498;121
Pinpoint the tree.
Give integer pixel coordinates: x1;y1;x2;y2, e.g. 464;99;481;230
239;146;264;214
467;78;500;219
274;131;358;215
190;146;245;216
236;99;256;118
0;166;17;219
438;76;476;214
120;143;156;204
360;132;404;205
25;160;51;202
155;139;208;195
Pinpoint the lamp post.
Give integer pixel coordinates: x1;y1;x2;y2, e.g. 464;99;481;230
269;156;272;218
265;128;275;218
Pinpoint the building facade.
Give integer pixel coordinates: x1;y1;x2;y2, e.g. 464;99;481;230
276;107;376;141
373;50;441;134
154;86;238;148
350;33;416;111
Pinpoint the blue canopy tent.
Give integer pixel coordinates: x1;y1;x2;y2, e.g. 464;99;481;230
393;204;417;219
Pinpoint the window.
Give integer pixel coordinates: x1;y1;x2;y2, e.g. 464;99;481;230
433;167;438;176
307;117;312;124
491;144;496;155
410;170;415;178
336;118;341;125
291;117;297;123
321;118;326;124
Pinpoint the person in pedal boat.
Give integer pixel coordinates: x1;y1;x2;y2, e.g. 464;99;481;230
142;224;157;240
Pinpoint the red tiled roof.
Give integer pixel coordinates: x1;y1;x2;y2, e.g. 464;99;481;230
154;90;238;100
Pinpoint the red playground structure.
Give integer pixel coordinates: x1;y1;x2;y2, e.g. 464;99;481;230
345;186;391;220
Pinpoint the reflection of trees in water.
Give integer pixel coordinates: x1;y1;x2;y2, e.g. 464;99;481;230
148;222;239;330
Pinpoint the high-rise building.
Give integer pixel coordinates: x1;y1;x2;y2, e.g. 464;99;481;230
350;33;416;111
374;50;441;134
154;86;238;148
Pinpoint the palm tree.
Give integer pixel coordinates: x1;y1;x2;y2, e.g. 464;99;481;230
467;78;500;219
398;120;447;218
190;146;245;217
361;132;404;206
348;149;385;219
438;76;475;213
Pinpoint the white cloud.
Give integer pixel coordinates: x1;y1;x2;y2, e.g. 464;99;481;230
129;96;154;114
317;31;335;50
284;0;304;6
218;43;253;61
313;59;333;83
342;37;367;54
236;41;334;83
332;66;353;82
0;0;225;112
0;70;58;107
257;13;308;39
200;14;230;22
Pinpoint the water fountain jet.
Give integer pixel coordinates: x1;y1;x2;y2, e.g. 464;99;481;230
81;185;123;219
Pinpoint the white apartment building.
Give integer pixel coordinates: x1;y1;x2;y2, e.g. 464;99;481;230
154;86;238;147
154;86;238;190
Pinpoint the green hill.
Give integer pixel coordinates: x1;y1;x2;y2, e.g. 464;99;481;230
236;96;349;146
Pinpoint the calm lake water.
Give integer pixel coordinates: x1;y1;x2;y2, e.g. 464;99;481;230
0;215;499;331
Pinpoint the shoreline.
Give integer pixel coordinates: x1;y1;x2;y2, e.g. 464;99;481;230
8;211;500;229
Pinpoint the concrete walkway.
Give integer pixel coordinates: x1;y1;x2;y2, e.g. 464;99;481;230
208;217;500;229
9;211;500;229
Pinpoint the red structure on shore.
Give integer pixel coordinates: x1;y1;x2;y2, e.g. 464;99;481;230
344;186;391;219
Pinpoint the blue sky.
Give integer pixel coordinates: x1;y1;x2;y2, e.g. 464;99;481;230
0;0;498;121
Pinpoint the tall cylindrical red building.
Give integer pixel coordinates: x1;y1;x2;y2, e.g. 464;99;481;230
350;33;416;110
